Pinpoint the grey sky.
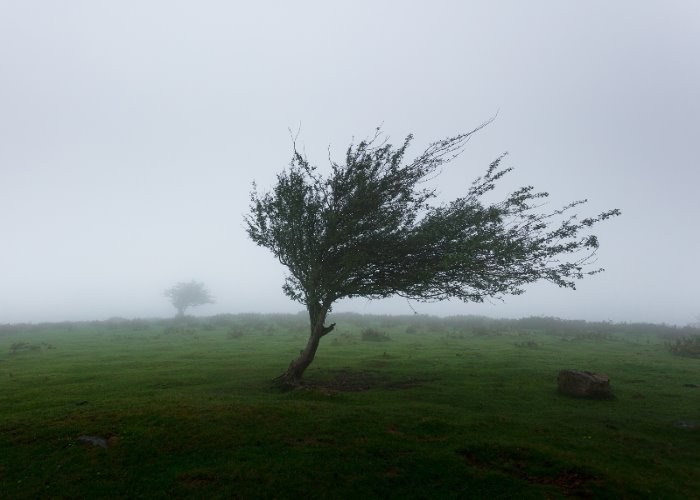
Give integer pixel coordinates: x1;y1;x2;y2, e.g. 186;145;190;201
1;1;698;325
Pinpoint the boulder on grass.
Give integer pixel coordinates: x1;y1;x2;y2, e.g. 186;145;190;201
557;369;612;399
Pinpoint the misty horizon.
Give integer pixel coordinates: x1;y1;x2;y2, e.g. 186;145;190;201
2;2;698;326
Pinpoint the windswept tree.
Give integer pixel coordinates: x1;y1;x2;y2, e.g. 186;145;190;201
164;280;214;317
246;124;620;387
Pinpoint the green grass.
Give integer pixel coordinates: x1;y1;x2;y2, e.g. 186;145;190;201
1;315;699;498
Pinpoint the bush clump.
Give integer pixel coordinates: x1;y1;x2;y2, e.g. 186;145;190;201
361;328;391;342
227;327;244;339
666;335;700;358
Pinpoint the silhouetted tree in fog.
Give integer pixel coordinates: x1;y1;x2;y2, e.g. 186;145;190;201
246;123;621;387
164;281;214;317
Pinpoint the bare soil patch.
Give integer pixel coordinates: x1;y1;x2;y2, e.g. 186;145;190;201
459;445;605;498
302;369;435;392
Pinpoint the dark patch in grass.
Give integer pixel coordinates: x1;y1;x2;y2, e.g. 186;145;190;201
286;435;337;448
178;470;219;489
556;390;617;401
384;377;438;390
303;369;385;392
301;369;436;393
458;445;605;497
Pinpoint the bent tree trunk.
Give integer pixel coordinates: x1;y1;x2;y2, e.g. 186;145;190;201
275;303;335;388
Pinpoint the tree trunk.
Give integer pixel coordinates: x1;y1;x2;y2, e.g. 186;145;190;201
274;303;335;388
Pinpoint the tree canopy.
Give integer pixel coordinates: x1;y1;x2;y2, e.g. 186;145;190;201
164;280;214;317
246;125;620;386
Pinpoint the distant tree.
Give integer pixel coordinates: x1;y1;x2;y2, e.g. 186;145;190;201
164;281;214;317
245;124;620;387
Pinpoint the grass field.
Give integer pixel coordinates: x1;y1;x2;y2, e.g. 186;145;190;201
1;314;699;499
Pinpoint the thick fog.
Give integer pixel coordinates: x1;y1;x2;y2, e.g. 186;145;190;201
1;2;698;325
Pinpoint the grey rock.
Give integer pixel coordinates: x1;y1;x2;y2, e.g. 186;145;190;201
558;369;612;399
78;435;108;448
672;420;697;429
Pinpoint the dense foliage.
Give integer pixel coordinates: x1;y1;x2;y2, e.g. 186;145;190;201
245;126;620;384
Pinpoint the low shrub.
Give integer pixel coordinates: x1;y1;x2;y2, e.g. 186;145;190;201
361;328;391;342
666;335;700;358
227;327;244;339
472;327;500;337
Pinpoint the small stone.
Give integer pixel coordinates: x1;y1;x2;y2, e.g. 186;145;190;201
78;435;108;448
672;420;697;429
